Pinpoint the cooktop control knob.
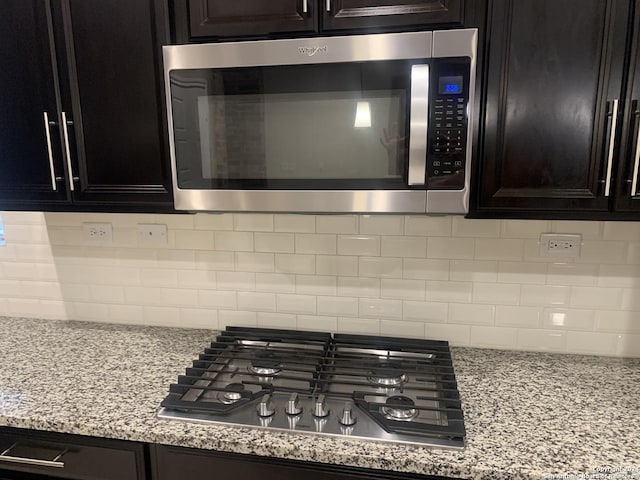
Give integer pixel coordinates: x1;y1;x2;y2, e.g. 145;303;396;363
339;401;356;426
257;394;275;417
313;394;329;418
285;392;302;416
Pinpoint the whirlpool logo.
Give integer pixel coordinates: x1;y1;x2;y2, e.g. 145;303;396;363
298;46;328;56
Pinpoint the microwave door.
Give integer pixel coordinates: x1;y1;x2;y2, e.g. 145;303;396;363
408;64;429;186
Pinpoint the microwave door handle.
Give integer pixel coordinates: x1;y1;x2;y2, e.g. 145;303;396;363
407;64;429;186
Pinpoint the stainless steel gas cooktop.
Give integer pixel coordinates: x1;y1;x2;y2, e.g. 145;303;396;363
158;327;465;448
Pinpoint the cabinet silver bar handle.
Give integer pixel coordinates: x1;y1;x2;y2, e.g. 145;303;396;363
0;443;65;468
604;99;619;197
631;113;640;197
303;0;308;13
407;64;429;186
326;0;331;11
61;111;75;192
42;112;58;191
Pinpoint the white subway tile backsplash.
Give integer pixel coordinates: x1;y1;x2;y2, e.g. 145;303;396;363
358;298;402;319
295;234;336;255
603;222;640;241
470;326;518;349
234;214;273;232
295;275;337;296
337;277;380;298
219;310;257;328
275;254;315;274
359;257;402;278
257;312;297;329
316;255;358;276
426;281;472;303
276;294;316;314
547;263;598;286
475;239;524;261
521;285;570;306
402;301;448;322
425;323;470;346
449;303;495;325
4;211;640;357
598;265;640;288
255;273;296;293
179;308;218;329
566;331;618;355
500;220;549;239
254;233;295;253
595;310;640;334
214;232;254;252
472;282;520;305
338;235;380;256
274;215;315;233
497;262;546;285
517;330;566;352
452;218;500;238
404;216;451;236
237;292;276;312
317;296;358;317
427;237;474;260
337;317;380;334
380;320;424;338
194;213;233;231
316;215;358;234
381;279;425;300
359;215;404;235
450;260;497;282
402;258;449;280
235;252;275;272
543;308;596;331
495;305;541;328
198;290;237;309
297;314;338;331
570;286;623;309
216;272;255;291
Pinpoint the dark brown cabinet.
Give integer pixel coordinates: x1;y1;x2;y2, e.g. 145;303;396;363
0;428;145;480
151;444;458;480
0;0;173;213
472;0;639;219
616;0;640;214
322;0;463;31
176;0;464;42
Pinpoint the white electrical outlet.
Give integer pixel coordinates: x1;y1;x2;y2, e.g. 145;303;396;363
137;224;167;245
539;233;582;257
83;223;113;243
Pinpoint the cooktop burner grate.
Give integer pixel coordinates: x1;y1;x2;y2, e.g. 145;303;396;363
159;326;465;448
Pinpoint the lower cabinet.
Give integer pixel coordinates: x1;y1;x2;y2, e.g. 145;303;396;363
150;444;458;480
0;428;145;480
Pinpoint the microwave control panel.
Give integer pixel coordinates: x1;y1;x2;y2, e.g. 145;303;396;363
427;59;471;190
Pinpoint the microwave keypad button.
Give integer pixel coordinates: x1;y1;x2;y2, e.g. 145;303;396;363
455;161;462;166
433;161;441;166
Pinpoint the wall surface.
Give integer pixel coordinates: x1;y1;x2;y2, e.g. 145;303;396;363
0;211;638;357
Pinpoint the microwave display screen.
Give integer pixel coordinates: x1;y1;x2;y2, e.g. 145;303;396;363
438;76;463;95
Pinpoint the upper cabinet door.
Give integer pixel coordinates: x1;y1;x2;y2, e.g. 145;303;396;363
186;0;317;39
616;1;640;215
474;0;630;218
0;1;69;207
55;0;173;208
322;0;463;31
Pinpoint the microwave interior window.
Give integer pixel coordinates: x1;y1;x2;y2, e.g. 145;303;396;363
170;61;414;190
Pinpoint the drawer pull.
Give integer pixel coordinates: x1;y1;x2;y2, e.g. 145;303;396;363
0;442;66;468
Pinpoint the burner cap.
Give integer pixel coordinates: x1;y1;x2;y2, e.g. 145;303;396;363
218;383;245;404
249;351;282;376
367;364;408;387
381;395;418;421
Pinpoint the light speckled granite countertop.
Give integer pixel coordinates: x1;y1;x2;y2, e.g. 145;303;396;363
0;316;638;480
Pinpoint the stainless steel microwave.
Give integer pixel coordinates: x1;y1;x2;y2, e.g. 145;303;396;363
162;29;477;214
